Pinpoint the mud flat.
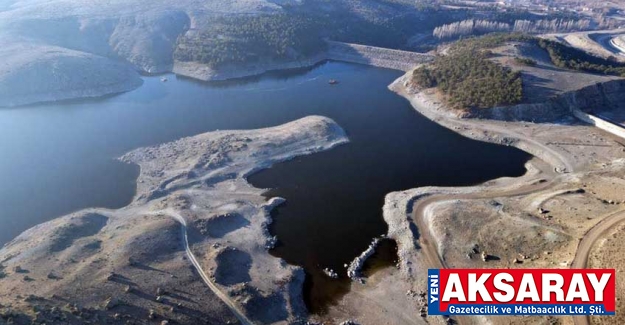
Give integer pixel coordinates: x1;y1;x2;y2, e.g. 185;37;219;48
356;71;625;325
0;116;347;324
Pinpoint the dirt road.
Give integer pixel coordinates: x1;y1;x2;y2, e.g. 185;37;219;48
156;209;255;325
392;62;625;325
394;80;574;325
412;176;557;325
571;209;625;325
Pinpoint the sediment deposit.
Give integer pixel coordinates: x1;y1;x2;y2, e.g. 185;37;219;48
375;70;625;325
0;116;348;325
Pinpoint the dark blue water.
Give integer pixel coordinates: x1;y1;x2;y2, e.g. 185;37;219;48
0;61;343;245
0;61;529;312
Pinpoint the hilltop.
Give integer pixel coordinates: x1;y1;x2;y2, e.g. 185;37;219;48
0;0;445;106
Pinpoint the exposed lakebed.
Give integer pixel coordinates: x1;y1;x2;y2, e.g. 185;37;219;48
0;61;529;312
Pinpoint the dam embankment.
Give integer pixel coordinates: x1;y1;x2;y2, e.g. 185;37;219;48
173;41;433;81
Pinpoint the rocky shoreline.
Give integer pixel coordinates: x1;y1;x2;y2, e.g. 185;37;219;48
0;116;349;325
1;40;433;107
0;78;144;108
346;237;383;282
372;70;625;325
172;53;330;82
173;41;433;82
1;57;624;325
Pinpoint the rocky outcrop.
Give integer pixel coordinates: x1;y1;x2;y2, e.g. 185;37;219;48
464;79;625;122
172;53;328;82
109;10;191;74
565;79;625;113
346;237;383;282
463;101;570;122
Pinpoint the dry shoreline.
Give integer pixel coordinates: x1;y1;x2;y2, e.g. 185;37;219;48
316;70;559;325
1;59;625;325
173;41;433;82
2;41;433;108
0;116;349;324
361;70;625;325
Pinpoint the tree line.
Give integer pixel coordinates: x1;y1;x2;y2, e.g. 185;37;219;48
174;14;325;68
412;49;523;109
451;33;625;77
535;38;625;77
433;18;592;40
413;32;625;110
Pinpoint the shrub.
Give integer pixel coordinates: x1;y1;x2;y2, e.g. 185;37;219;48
413;44;523;109
514;57;537;66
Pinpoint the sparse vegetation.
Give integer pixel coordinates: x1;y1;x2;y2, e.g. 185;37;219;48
535;38;625;77
514;57;537;66
173;4;465;67
449;33;533;52
451;33;625;77
413;32;625;109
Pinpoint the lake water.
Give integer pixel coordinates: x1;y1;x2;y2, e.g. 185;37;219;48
0;61;530;311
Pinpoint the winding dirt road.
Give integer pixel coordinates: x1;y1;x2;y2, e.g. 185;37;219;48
395;71;625;325
571;208;625;325
395;83;588;325
412;176;557;325
414;176;625;325
414;178;557;267
156;209;255;325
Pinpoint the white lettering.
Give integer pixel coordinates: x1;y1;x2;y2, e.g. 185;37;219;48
542;273;565;301
493;272;514;302
516;273;540;302
442;274;466;302
468;273;492;302
587;273;611;302
566;273;589;301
